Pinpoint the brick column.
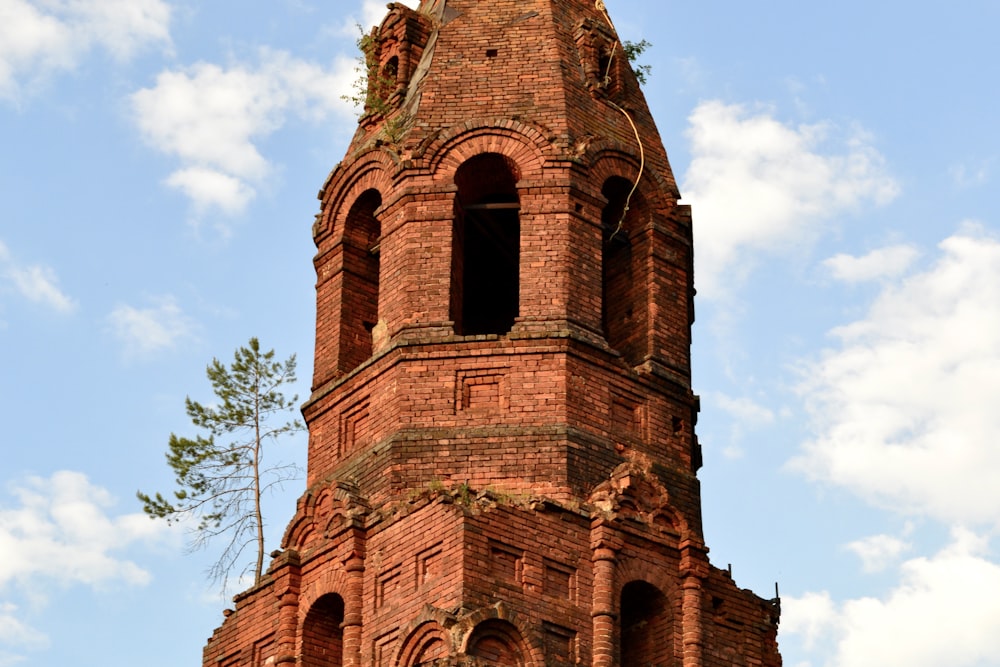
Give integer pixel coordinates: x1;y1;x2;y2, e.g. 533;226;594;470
591;523;622;667
680;540;708;667
274;589;299;665
592;546;617;667
271;552;301;666
382;188;456;343
343;550;366;667
681;575;703;667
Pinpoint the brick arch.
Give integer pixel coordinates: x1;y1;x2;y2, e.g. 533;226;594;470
395;620;451;666
463;620;528;667
424;120;550;183
587;148;676;213
298;567;350;628
450;151;522;335
300;592;345;667
619;579;674;667
651;504;688;539
456;605;542;667
599;173;649;366
317;149;399;241
281;513;313;550
589;460;695;542
283;480;370;550
611;555;680;667
613;556;680;605
585;149;676;368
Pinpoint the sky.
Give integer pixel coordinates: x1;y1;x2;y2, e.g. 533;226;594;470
1;1;998;666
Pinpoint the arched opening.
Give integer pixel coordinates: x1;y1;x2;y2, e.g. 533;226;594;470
301;593;345;667
601;176;648;366
340;189;382;373
451;153;520;336
380;55;399;99
598;50;617;93
466;619;525;667
620;580;671;667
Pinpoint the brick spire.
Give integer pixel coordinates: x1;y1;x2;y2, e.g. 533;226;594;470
201;2;783;666
347;0;679;198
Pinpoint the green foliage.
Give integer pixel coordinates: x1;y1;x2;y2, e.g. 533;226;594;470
137;338;303;589
342;27;395;117
454;482;474;507
622;38;652;86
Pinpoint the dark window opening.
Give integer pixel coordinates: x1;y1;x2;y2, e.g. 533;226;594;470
597;46;623;95
598;52;613;87
383;56;399;81
620;581;671;667
380;55;399;98
340;189;381;373
601;177;646;365
301;594;344;667
452;153;520;336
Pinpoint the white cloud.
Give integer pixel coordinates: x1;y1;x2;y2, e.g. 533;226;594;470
782;590;837;652
165;167;256;217
783;530;1000;667
0;471;169;590
4;264;76;313
0;602;47;651
0;0;170;101
131;49;357;217
949;158;992;189
360;0;394;31
714;392;776;426
710;392;777;459
682;101;899;299
0;472;172;663
823;244;919;283
844;533;911;573
790;226;1000;527
107;295;197;358
0;242;76;314
336;0;420;35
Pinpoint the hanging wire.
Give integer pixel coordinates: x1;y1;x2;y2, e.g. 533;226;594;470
594;0;646;241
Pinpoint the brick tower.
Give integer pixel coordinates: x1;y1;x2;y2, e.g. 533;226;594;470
202;1;782;666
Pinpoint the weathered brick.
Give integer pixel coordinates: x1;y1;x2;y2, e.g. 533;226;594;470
202;1;781;666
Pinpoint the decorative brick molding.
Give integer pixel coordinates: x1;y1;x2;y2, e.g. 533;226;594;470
201;2;781;666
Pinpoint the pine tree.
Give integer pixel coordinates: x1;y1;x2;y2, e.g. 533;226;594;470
138;338;303;588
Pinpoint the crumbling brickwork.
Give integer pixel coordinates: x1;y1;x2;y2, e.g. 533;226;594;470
202;1;781;665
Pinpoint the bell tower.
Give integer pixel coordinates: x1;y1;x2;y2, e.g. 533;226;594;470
202;1;782;666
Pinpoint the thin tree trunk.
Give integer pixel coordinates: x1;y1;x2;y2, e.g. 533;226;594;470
253;369;265;584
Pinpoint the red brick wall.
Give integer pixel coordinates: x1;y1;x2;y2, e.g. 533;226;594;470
204;491;779;667
202;1;780;666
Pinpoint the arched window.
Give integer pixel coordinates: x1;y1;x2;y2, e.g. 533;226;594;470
382;56;399;86
301;594;344;667
620;581;671;666
601;177;648;366
451;153;521;336
340;189;382;373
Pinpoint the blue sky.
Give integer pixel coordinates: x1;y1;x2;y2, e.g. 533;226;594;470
1;1;999;666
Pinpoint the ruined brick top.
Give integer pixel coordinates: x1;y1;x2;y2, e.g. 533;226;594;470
342;0;679;201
